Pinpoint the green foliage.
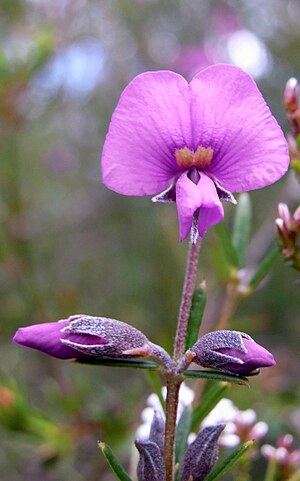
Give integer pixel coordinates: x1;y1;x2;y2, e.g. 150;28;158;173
184;370;249;385
248;246;280;291
205;441;255;481
214;221;239;268
232;193;252;268
99;442;133;481
175;406;192;464
76;358;159;369
185;284;207;350
0;380;72;456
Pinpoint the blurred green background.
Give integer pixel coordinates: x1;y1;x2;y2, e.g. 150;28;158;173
0;1;299;480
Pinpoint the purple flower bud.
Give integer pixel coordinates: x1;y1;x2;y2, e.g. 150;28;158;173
149;411;165;457
190;330;275;376
135;440;166;481
13;315;154;361
180;424;225;481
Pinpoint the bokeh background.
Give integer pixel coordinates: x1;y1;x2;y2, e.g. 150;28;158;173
1;0;299;480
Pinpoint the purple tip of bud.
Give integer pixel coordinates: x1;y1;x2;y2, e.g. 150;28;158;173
218;337;276;376
13;320;106;359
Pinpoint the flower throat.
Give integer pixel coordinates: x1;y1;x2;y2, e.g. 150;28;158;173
175;145;213;170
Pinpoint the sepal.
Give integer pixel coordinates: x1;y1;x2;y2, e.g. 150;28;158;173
135;440;166;481
180;424;225;481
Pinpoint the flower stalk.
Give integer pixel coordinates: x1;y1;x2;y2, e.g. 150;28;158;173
163;235;200;481
173;237;201;361
164;377;182;481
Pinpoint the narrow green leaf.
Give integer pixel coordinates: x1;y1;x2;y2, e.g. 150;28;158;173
185;283;207;351
98;441;133;481
296;133;300;152
264;457;278;481
184;370;249;386
76;358;158;369
147;370;165;411
205;440;254;481
175;406;192;463
215;221;239;267
248;246;279;291
191;382;229;430
232;193;252;268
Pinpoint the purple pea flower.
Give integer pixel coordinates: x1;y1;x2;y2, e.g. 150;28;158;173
13;314;167;362
101;64;289;241
189;330;275;376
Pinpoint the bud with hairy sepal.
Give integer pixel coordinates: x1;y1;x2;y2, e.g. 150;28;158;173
189;330;275;376
149;411;165;457
180;424;225;481
135;440;166;481
13;314;171;367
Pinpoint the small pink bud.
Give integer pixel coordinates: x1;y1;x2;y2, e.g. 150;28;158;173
284;78;299;112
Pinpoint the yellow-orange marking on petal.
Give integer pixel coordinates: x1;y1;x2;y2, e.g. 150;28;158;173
175;145;213;170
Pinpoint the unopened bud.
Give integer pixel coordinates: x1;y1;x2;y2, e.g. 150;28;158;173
14;315;154;361
190;330;275;376
149;411;165;456
284;77;299;112
135;440;166;481
180;424;225;481
276;203;300;270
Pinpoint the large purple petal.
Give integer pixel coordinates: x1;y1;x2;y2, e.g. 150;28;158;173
175;172;224;241
102;71;192;195
190;64;289;192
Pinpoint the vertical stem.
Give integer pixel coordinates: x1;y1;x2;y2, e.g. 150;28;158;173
164;237;201;481
173;237;201;361
164;378;181;481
